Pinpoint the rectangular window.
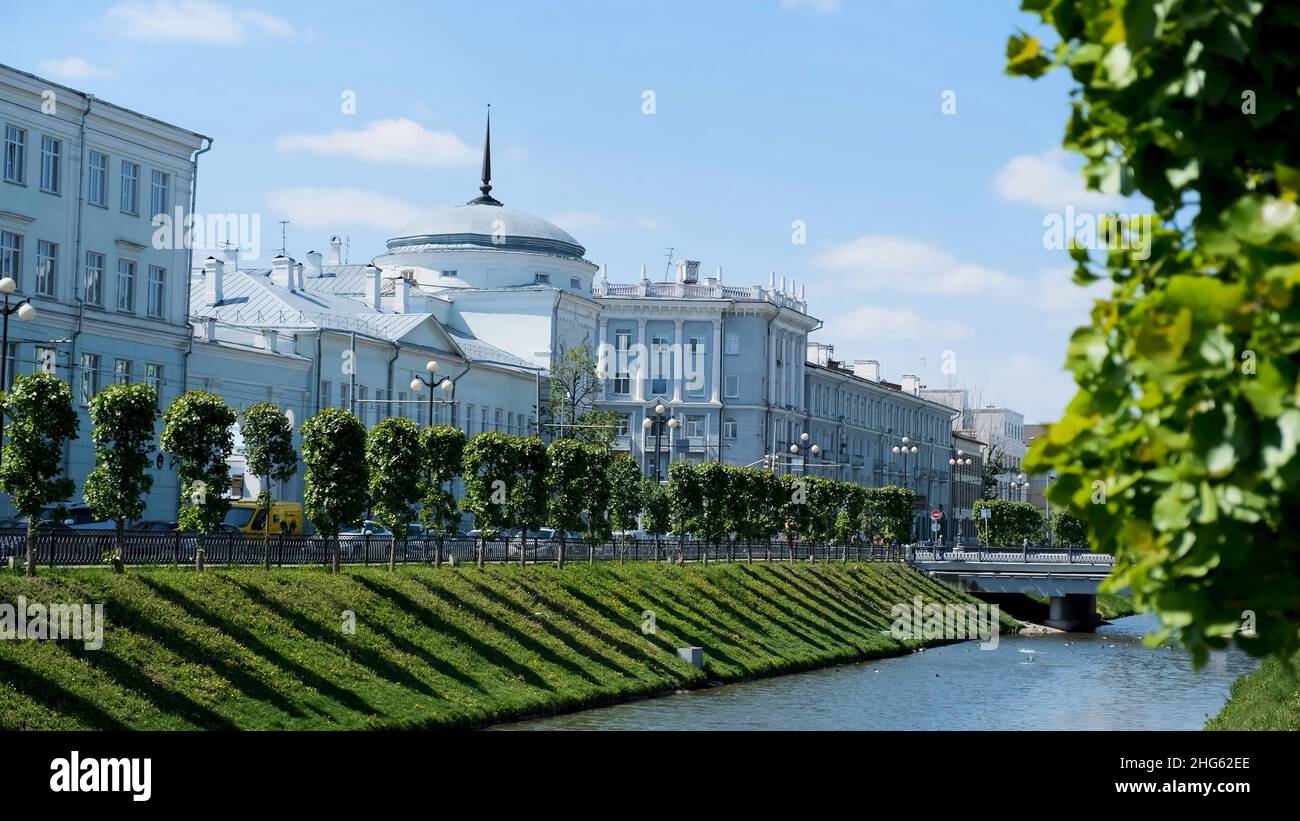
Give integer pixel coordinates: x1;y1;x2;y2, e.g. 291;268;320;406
439;269;456;277
114;358;132;384
80;353;100;404
466;403;475;433
724;374;739;398
84;251;104;305
87;151;108;207
146;265;166;317
339;382;350;410
36;240;56;297
494;408;502;431
150;169;169;218
145;362;163;395
3;343;15;390
116;259;136;312
119;161;139;214
398;391;409;420
723;419;737;440
650;335;669;396
534;272;550;284
480;406;487;432
725;334;740;355
570;277;580;289
3;125;26;184
685;415;704;439
321;380;332;407
1;231;22;288
613;330;631;395
616;414;630;437
357;386;368;424
39;136;60;194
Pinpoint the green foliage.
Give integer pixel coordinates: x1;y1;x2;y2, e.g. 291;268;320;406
972;499;1045;547
160;390;235;534
862;485;915;543
84;383;158;553
835;483;869;547
548;343;607;443
512;436;550;536
0;372;79;519
640;477;670;536
607;453;643;535
666;461;702;538
461;432;520;533
802;476;841;545
545;438;591;537
240;402;297;538
694;462;730;545
366;417;423;539
580;446;612;545
299;408;368;538
1010;0;1300;662
778;473;808;538
418;425;465;537
1051;510;1089;546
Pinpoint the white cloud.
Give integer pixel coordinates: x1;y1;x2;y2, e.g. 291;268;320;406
993;148;1124;211
781;0;841;12
265;188;422;231
1035;267;1110;316
635;216;663;231
275;119;477;168
105;0;294;45
827;306;972;342
548;211;608;232
38;57;116;80
814;234;1018;296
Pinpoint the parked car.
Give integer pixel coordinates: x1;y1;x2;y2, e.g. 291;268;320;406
43;505;114;530
222;501;304;535
337;521;392;558
131;520;178;532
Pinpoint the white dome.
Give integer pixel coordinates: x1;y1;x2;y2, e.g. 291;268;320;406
388;204;585;260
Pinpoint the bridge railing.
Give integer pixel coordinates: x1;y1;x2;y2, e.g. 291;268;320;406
908;546;1114;566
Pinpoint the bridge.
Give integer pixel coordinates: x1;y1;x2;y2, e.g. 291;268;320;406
909;547;1119;631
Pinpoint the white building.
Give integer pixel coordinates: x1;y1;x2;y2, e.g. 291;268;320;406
1;62;209;520
921;386;1028;501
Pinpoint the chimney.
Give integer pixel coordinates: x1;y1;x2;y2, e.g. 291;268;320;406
365;264;382;310
293;262;304;291
854;359;880;381
204;256;224;306
386;270;411;313
201;316;217;341
304;250;323;279
222;246;239;274
675;259;700;284
900;374;921;395
329;236;343;265
271;255;293;289
262;328;279;353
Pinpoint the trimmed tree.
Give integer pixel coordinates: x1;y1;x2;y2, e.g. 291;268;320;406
1051;510;1088;548
367;416;424;569
641;477;671;560
511;436;550;566
240;402;298;567
160;390;236;555
972;499;1044;548
546;437;589;568
864;485;915;547
419;424;465;567
580;445;612;563
460;432;519;567
835;482;868;562
300;408;369;574
84;382;158;573
778;473;809;560
607;452;643;559
0;372;79;577
667;461;702;564
694;461;730;564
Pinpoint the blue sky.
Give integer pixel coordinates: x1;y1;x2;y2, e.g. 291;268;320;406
5;0;1135;422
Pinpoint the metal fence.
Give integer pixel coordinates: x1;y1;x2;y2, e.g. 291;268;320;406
0;528;907;568
909;546;1114;565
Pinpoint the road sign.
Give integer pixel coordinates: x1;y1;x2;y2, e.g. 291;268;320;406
930;521;941;533
980;508;992;519
931;509;943;520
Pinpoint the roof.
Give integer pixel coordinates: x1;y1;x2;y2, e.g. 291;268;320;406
447;330;539;371
386;204;586;260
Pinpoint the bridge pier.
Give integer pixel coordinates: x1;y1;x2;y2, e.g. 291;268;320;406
1045;594;1099;632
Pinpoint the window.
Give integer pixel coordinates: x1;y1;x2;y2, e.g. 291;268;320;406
0;231;23;291
685;415;704;438
34;346;57;376
399;391;409;420
36;241;56;297
3;343;15;390
570;277;580;289
356;386;368;424
507;412;515;434
116;259;136;311
480;406;487;432
615;414;630;437
613;330;631;395
724;374;739;398
321;380;332;407
146;265;165;317
375;388;387;419
150;170;169;218
145;363;163;395
120;161;139;214
465;403;475;433
114;358;132;384
80;353;100;404
3;125;26;184
40;136;60;194
687;337;706;396
534;272;550;284
725;334;740;355
494;408;502;431
439;270;457;277
650;335;669;395
339;382;350;409
87;151;108;207
84;251;104;305
723;418;737;440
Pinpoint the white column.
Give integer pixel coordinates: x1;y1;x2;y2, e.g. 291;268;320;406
768;325;778;406
634;318;647;401
711;317;722;404
672;319;684;403
596;316;608;388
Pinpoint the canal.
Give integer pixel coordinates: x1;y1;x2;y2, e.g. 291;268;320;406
499;613;1258;730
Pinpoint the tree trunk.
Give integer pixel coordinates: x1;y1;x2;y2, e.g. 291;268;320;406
557;535;566;569
435;534;444;568
24;520;36;577
476;536;484;568
113;520;125;574
331;537;340;574
588;541;594;564
388;538;396;571
766;538;771;562
746;538;753;564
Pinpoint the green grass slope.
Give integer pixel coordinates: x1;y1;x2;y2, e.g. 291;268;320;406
0;562;1011;730
1207;652;1300;730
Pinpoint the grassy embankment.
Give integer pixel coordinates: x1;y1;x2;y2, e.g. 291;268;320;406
1207;652;1300;730
0;562;1016;730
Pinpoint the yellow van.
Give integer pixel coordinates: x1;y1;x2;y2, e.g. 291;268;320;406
223;501;305;535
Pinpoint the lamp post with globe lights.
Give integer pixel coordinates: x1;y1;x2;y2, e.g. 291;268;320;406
642;402;678;481
0;276;37;458
789;431;820;475
948;452;973;546
409;359;456;428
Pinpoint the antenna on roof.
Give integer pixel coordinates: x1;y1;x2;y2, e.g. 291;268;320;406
663;247;674;282
278;220;290;256
344;235;351;265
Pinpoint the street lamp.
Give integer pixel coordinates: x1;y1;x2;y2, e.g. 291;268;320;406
642;402;678;481
409;359;456;427
948;452;973;545
1010;472;1029;501
789;432;820;474
0;276;37;459
891;435;918;487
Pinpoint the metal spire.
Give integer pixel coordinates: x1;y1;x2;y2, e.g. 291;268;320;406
468;104;502;206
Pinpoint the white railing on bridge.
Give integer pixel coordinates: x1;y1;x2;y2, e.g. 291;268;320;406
909;547;1114;566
